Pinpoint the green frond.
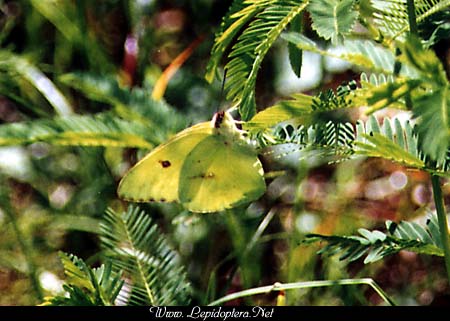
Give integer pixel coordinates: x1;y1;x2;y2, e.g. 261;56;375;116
263;110;450;175
100;206;191;306
0;113;152;148
371;0;450;42
42;252;123;306
60;72;186;141
246;81;358;131
304;213;444;264
205;0;271;83
364;78;422;113
281;33;418;77
210;0;308;120
413;87;450;165
399;35;448;85
308;0;359;44
346;38;450;165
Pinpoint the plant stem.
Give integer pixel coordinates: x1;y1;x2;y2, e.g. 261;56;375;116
3;204;43;301
431;175;450;284
406;0;418;35
208;278;396;306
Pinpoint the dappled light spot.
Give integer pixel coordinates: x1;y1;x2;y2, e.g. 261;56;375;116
49;184;74;209
295;212;320;233
39;271;64;294
411;184;430;206
389;170;408;190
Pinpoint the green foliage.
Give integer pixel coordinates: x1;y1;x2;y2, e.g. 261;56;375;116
0;0;449;307
281;33;418;77
206;0;308;120
304;213;444;263
0;50;73;116
288;14;303;77
42;252;123;306
0;113;152;148
100;206;192;306
263;111;450;175
370;0;450;42
60;72;187;145
308;0;359;44
247;81;357;131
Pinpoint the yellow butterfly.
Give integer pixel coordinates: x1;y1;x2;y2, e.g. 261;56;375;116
118;111;266;213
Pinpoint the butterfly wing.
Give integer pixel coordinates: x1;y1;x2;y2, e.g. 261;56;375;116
179;135;266;213
118;122;212;203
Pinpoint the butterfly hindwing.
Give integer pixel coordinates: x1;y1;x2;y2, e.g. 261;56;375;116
179;134;265;212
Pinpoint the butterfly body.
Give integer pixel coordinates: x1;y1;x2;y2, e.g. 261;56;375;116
118;111;265;213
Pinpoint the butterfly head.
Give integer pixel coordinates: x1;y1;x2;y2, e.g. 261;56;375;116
211;111;246;139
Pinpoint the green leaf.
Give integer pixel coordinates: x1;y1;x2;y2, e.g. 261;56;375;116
281;33;418;77
288;14;303;77
261;103;450;175
308;0;359;44
371;0;450;42
246;93;314;130
247;81;359;131
399;35;448;85
42;252;123;306
355;132;425;169
60;72;186;140
205;0;266;83
364;78;422;113
0;113;152;148
212;1;308;120
100;206;191;306
304;212;445;264
413;87;450;164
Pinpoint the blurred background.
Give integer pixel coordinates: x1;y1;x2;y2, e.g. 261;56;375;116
0;0;449;306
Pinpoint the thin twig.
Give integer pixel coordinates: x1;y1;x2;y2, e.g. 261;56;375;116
208;278;396;306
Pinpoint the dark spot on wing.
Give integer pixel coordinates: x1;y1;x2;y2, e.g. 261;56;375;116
236;123;242;130
159;160;171;168
214;111;225;128
149;198;155;202
191;172;215;179
160;198;166;202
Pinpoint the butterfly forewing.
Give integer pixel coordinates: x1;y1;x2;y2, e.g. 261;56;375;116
118;123;211;203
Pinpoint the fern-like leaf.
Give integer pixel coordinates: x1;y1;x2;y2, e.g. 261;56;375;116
205;0;268;83
264;109;450;175
282;33;418;77
208;0;308;120
246;80;358;131
0;113;152;148
304;213;444;263
60;72;186;142
100;206;191;306
42;252;124;306
371;0;450;42
308;0;358;44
